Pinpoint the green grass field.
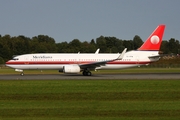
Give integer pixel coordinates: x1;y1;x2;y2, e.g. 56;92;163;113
0;80;180;120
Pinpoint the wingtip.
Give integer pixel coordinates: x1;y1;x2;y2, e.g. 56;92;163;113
95;48;100;54
117;48;127;60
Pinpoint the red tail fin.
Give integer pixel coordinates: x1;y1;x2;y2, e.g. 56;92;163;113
138;25;165;51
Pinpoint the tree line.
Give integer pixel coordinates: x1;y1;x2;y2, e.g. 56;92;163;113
0;34;180;64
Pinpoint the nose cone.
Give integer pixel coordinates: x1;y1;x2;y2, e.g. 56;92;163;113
6;61;9;65
6;60;11;64
5;60;12;67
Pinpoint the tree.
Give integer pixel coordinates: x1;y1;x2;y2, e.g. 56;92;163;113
56;42;69;53
12;36;31;55
96;36;107;53
81;41;91;53
90;39;96;45
69;39;82;52
133;35;143;49
168;38;179;54
0;35;12;61
89;39;97;53
123;40;133;51
160;41;169;54
30;35;57;53
0;57;4;64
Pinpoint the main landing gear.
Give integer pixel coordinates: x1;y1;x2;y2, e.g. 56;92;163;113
82;70;92;76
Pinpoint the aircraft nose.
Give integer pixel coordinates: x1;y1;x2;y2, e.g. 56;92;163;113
6;61;9;64
5;60;12;66
6;60;10;64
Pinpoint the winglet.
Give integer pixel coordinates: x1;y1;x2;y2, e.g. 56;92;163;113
117;48;127;60
95;48;100;54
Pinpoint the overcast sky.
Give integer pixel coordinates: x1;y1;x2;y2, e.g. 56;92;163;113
0;0;180;43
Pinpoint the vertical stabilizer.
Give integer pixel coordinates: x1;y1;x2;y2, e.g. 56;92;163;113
138;25;165;51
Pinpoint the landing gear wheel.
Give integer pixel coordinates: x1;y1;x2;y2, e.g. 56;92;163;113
82;71;86;76
87;71;92;76
20;72;24;76
82;71;92;76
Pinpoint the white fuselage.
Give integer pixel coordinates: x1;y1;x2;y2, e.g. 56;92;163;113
6;50;160;71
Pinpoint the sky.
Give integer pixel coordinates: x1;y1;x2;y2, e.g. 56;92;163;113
0;0;180;43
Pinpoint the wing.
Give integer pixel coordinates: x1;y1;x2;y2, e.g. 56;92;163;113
79;48;127;70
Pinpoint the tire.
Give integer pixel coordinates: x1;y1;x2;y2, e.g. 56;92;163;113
87;71;92;76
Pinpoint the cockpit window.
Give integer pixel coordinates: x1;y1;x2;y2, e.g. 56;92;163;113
13;58;19;60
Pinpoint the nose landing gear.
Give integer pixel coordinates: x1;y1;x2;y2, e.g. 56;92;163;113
15;69;24;76
20;72;24;76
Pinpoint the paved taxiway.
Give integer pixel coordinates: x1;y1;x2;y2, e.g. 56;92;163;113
0;73;180;80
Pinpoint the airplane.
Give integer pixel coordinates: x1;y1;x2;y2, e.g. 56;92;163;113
6;24;165;76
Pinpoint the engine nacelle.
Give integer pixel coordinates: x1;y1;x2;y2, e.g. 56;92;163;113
63;65;80;74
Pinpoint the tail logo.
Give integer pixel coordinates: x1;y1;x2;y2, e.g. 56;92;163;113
150;35;159;44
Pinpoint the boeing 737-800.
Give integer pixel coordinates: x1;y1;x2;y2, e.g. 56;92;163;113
6;25;165;76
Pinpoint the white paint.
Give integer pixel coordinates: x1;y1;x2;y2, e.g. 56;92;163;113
150;35;159;44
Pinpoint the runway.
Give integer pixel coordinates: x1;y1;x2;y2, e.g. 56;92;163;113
0;73;180;80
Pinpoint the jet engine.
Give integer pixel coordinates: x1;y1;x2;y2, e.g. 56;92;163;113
63;65;81;73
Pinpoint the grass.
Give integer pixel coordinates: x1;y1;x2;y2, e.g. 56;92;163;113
0;80;180;120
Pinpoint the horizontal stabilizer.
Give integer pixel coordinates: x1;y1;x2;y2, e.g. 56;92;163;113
148;55;161;59
149;53;165;58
